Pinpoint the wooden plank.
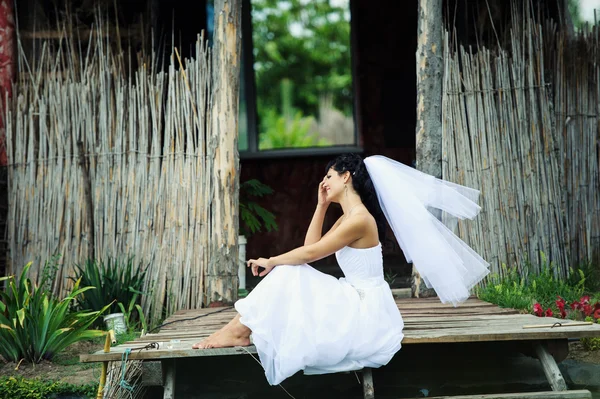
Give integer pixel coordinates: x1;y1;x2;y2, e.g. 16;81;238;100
534;343;567;391
421;390;591;399
81;300;600;363
81;343;258;363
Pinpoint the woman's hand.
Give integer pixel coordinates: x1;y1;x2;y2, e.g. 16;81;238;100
318;177;330;207
247;257;275;277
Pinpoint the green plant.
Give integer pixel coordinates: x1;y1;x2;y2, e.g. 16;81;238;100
0;376;98;399
72;256;147;318
581;317;600;351
240;179;278;236
477;252;587;312
568;261;600;293
259;108;330;150
117;290;148;333
476;265;533;310
40;254;62;292
0;262;109;363
384;269;398;286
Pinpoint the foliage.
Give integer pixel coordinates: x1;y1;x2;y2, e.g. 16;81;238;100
252;0;353;118
40;254;62;292
240;179;278;236
0;376;98;399
581;317;600;351
568;260;600;293
72;256;147;324
0;263;108;363
117;290;148;333
251;0;353;149
384;269;398;287
568;0;583;30
259;108;330;150
477;252;587;312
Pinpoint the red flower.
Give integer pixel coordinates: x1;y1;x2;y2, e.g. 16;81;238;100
582;304;593;317
594;309;600;319
560;309;567;319
556;296;566;310
571;300;582;310
545;308;554;317
580;296;591;305
533;303;544;317
593;302;600;312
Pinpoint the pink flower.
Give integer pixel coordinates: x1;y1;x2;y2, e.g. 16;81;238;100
580;296;591;305
545;308;554;317
533;303;544;317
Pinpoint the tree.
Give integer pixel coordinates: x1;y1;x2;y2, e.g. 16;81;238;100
251;0;353;119
568;0;583;30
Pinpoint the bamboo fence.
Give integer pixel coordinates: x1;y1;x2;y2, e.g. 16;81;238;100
5;20;216;323
442;3;600;278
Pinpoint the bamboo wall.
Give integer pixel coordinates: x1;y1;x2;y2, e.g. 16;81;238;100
443;6;600;278
5;27;216;323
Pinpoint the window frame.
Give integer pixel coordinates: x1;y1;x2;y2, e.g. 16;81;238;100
238;0;362;160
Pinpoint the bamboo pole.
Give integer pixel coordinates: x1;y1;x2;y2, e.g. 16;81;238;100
441;1;599;280
5;10;218;325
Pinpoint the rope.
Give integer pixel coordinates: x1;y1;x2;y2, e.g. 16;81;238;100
119;348;136;396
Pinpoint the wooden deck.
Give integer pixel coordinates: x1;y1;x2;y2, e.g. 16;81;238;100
81;297;600;363
81;297;600;399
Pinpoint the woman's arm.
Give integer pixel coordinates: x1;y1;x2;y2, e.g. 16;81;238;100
304;205;329;246
304;178;333;245
248;214;368;276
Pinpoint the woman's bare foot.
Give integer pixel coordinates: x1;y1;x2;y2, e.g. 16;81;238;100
192;329;250;349
192;314;251;349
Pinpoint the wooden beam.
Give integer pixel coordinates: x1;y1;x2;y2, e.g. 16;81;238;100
414;0;443;299
206;0;243;306
534;343;568;391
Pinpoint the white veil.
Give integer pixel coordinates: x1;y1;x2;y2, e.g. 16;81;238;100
364;155;490;306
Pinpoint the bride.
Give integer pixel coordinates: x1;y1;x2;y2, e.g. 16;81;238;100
192;153;489;386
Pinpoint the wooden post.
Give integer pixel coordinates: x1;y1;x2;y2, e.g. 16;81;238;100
206;0;242;306
362;368;375;399
162;359;176;399
414;0;443;299
0;0;15;166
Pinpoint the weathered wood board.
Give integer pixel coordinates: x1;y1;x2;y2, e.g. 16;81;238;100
80;298;600;363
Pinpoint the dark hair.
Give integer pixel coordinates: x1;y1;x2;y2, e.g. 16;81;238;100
326;153;386;243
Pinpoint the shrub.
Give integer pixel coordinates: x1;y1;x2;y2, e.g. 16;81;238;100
477;252;587;312
240;179;278;236
581;316;600;351
0;376;98;399
72;256;146;321
0;262;109;363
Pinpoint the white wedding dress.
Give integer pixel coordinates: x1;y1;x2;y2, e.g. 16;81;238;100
234;242;404;386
